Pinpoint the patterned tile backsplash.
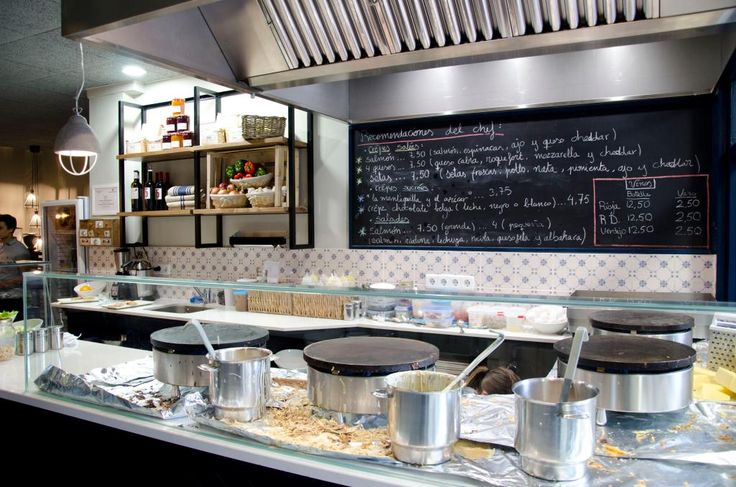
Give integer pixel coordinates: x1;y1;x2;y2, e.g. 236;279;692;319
89;247;716;299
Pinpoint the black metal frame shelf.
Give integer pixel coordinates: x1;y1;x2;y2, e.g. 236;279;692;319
117;87;314;249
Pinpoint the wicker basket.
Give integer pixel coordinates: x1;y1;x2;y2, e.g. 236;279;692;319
292;293;353;320
247;290;292;315
242;115;286;139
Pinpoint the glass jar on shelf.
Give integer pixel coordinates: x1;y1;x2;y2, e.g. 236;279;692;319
162;134;172;150
166;114;178;134
176;113;190;132
181;131;193;147
170;132;183;149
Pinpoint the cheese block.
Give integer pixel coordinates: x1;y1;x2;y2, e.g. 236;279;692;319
694;366;716;377
715;367;736;393
693;374;713;389
698;383;732;401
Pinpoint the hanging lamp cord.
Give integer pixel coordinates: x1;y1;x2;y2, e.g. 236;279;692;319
74;43;85;115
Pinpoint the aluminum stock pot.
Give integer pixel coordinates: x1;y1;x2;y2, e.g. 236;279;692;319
303;337;439;415
555;335;694;415
513;378;599;481
374;370;461;465
199;346;273;422
590;310;694;346
150;323;268;387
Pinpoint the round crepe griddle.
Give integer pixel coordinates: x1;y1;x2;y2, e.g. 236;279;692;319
150;323;268;355
303;337;439;376
554;335;695;374
590;310;694;334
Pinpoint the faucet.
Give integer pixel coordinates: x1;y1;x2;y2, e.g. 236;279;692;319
192;287;213;304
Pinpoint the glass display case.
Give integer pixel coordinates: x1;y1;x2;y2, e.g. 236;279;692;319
11;270;736;485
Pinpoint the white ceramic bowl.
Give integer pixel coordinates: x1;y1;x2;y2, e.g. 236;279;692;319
12;318;43;332
231;172;273;189
74;281;106;298
529;319;568;334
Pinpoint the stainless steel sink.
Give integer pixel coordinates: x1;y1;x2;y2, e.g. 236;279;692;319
149;304;209;314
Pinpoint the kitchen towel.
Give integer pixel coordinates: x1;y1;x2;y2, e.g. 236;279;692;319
167;185;196;196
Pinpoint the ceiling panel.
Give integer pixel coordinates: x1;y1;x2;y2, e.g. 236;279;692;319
0;3;180;150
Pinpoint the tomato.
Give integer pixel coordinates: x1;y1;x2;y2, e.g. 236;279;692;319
233;172;244;179
244;173;253;178
244;160;256;175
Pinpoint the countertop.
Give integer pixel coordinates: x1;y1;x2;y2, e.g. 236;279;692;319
0;342;479;486
53;299;567;344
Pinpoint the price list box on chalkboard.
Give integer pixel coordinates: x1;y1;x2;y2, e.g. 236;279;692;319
592;175;709;248
350;98;711;252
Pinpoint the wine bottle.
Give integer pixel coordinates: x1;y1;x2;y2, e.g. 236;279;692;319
155;172;164;210
131;170;143;212
144;169;155;211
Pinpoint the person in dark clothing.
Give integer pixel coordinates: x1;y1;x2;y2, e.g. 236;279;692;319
0;214;31;320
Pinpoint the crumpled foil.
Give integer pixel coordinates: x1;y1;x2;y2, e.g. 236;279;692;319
458;393;736;465
34;358;203;420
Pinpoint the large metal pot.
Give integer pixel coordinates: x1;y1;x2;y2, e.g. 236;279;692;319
151;323;268;387
513;378;599;481
199;347;273;422
374;370;461;465
303;337;439;416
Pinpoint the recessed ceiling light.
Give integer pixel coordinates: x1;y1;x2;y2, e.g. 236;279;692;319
122;65;146;77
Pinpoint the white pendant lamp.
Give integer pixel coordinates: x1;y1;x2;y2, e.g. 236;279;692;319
54;43;100;176
29;209;41;230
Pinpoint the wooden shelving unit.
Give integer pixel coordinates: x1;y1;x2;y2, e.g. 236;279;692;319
117;88;314;248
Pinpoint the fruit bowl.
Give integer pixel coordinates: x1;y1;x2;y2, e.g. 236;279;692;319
210;193;248;209
74;281;107;298
231;172;273;189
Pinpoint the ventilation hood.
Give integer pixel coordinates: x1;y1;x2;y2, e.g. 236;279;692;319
63;0;736;122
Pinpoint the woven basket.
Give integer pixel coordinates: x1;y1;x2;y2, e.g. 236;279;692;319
242;115;286;139
247;290;292;315
292;293;353;320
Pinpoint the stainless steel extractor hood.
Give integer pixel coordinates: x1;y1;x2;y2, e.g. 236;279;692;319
63;0;736;122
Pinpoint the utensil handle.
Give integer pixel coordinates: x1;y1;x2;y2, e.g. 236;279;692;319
372;388;392;399
198;363;217;373
559;327;589;403
443;331;505;392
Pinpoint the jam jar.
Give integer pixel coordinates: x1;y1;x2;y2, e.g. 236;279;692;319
181;131;193;147
176;113;190;132
166;114;178;133
162;134;172;150
170;132;182;149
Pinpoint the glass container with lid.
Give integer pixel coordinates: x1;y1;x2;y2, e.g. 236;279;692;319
166;114;178;134
0;315;17;361
162;134;172;150
170;132;182;149
181;131;193;147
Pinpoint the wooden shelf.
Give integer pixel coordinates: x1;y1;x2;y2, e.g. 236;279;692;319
116;147;193;161
193;207;308;215
117;138;307;161
118;210;194;217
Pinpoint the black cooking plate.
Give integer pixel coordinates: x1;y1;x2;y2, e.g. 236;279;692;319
554;335;695;374
150;323;269;355
304;337;439;376
590;310;694;334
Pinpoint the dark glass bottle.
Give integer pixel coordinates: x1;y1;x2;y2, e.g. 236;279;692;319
144;169;155;211
131;170;143;212
155;172;165;210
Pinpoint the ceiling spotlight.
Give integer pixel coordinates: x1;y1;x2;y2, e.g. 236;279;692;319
122;65;146;77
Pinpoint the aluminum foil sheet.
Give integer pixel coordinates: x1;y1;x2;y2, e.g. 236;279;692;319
460;393;515;447
34;358;203;420
458;393;736;465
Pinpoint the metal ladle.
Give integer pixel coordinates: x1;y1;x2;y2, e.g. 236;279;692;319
443;331;505;392
190;318;217;358
559;327;589;403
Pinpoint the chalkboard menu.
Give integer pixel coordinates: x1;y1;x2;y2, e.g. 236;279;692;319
349;99;711;251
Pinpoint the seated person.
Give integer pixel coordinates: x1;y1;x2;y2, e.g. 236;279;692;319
466;364;521;395
0;214;31;319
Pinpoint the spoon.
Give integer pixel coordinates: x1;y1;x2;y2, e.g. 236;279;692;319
559;327;589;403
443;331;505;392
190;318;217;358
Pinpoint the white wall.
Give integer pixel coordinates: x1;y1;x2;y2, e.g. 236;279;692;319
314;115;349;248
